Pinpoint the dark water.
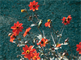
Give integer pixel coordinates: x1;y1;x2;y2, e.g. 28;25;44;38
0;0;80;60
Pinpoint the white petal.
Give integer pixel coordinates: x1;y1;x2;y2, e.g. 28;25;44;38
55;47;59;50
37;34;42;40
49;48;51;50
25;41;28;44
18;44;25;47
57;35;60;37
61;43;64;45
13;41;16;43
59;34;62;36
51;50;55;52
60;47;62;49
30;24;36;27
38;20;42;25
63;43;68;45
38;46;41;48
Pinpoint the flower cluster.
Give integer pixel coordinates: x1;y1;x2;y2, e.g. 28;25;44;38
8;0;81;60
22;45;40;60
61;15;72;25
45;19;51;28
37;38;48;47
9;21;23;42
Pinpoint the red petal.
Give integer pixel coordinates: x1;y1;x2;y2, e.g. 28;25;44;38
29;5;32;8
29;46;33;50
79;42;81;45
10;38;15;42
26;27;31;32
23;47;26;51
24;55;28;58
17;21;19;24
76;44;80;48
45;22;50;27
22;52;26;55
35;2;38;5
33;9;35;11
25;45;28;49
37;43;39;45
79;52;81;54
23;45;28;51
23;31;27;37
11;26;16;29
19;23;23;26
36;5;39;10
37;53;39;56
76;48;79;51
14;23;16;26
56;44;61;47
30;2;32;5
33;1;36;4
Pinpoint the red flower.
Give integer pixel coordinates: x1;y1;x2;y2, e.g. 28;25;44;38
37;38;48;47
23;27;31;37
22;45;36;59
11;21;23;35
10;33;16;42
32;52;40;60
76;42;81;54
61;15;72;25
45;19;51;28
29;1;39;11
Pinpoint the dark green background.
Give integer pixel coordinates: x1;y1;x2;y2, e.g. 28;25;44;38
0;0;80;60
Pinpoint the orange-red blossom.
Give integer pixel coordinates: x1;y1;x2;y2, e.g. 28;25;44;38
23;27;31;37
29;1;39;11
37;38;48;47
22;45;36;60
11;21;23;35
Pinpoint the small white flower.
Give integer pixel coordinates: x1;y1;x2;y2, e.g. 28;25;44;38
51;50;55;52
20;58;24;60
38;46;41;48
38;20;42;26
55;47;59;50
30;24;36;27
60;47;62;49
25;41;28;44
57;34;62;37
63;42;68;45
37;34;42;40
17;44;25;47
50;57;54;60
61;43;64;45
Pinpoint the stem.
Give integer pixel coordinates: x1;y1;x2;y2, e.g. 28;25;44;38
31;12;43;35
15;38;22;53
51;22;57;43
41;47;48;58
68;42;73;60
58;25;65;43
51;32;56;47
77;52;79;60
42;30;45;38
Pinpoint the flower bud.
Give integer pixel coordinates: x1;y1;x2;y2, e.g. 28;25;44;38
21;9;27;12
8;33;12;36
